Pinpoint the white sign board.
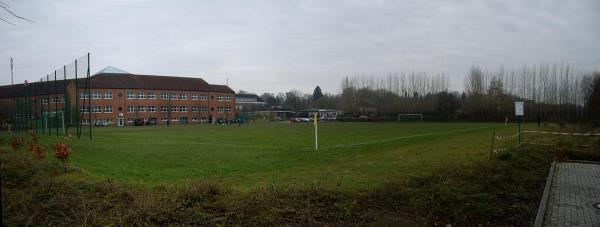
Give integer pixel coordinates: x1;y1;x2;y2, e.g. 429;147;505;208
515;102;524;116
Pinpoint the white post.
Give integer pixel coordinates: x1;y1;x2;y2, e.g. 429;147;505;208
314;113;318;151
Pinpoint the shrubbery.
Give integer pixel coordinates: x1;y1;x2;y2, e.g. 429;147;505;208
1;136;553;226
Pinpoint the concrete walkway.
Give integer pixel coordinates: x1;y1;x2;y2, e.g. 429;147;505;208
543;162;600;226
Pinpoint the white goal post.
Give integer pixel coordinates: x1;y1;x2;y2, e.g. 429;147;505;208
398;113;423;122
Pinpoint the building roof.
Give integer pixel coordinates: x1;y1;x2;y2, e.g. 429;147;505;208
235;93;264;103
95;66;130;74
0;80;67;98
78;73;234;93
0;72;234;98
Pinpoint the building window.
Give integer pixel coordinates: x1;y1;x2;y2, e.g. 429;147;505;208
80;92;90;99
225;96;231;101
200;106;207;112
217;95;224;101
127;118;134;123
218;107;224;112
42;97;49;104
192;117;199;121
170;106;178;112
225;107;232;113
104;106;113;113
93;106;102;113
80;106;90;113
201;117;207;121
148;106;156;112
171;117;178;121
161;106;168;112
92;92;101;99
137;92;145;99
180;93;187;100
148;92;156;99
200;94;208;100
127;91;135;99
127;106;135;112
161;117;168;121
179;106;187;112
51;97;60;103
160;93;169;99
137;106;146;112
81;119;90;124
170;93;178;100
192;94;198;100
192;106;199;112
104;91;113;99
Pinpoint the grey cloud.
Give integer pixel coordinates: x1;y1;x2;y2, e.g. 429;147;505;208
1;0;599;94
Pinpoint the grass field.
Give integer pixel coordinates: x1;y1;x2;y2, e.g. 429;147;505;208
30;122;524;190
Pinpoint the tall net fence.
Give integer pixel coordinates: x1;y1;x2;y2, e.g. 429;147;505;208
11;53;91;139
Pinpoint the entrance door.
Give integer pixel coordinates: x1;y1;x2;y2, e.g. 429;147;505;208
118;117;124;127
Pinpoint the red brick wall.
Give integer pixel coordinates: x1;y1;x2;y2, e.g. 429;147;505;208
76;88;236;125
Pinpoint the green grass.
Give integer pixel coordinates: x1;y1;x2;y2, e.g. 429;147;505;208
24;122;523;190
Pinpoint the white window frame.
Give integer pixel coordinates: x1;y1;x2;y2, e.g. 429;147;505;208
148;106;156;112
127;106;135;112
180;93;187;100
218;107;224;112
104;106;113;113
179;106;187;112
104;91;113;99
137;92;146;99
200;94;208;100
127;91;135;99
170;106;178;112
161;106;168;112
217;95;224;101
225;96;231;101
170;93;178;100
137;106;146;112
160;93;169;99
192;94;198;100
148;93;156;99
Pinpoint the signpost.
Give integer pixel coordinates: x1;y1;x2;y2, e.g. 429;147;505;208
515;102;524;144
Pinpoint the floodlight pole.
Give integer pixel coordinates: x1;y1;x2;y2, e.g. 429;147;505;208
10;58;13;85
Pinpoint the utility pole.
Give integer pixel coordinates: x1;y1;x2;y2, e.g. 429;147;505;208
10;58;14;85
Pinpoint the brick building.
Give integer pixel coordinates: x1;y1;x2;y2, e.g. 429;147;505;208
0;67;236;127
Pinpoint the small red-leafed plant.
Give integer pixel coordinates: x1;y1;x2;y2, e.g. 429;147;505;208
27;131;47;160
10;137;24;151
52;134;73;172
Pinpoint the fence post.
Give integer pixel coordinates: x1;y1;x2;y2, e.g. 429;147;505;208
490;130;496;159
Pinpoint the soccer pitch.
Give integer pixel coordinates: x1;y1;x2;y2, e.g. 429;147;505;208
55;122;518;190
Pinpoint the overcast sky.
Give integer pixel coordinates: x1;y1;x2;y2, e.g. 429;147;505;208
1;0;599;94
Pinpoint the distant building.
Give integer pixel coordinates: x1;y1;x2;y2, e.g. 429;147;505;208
0;66;236;127
235;93;265;112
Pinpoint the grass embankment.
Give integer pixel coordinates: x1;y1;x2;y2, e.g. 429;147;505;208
1;140;553;226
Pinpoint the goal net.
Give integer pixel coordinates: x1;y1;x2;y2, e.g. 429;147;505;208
398;114;423;122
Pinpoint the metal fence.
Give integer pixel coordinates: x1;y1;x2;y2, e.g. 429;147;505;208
10;53;92;139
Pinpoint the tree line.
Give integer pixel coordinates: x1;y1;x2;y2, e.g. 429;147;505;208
254;64;600;123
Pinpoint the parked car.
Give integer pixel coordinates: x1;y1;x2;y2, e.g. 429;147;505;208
94;121;111;127
134;119;144;126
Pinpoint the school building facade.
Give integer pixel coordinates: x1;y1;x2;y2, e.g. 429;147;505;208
0;67;236;127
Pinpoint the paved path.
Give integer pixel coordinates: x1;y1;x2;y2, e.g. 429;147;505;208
543;162;600;226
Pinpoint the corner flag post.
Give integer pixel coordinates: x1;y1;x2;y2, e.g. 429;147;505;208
314;112;318;151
